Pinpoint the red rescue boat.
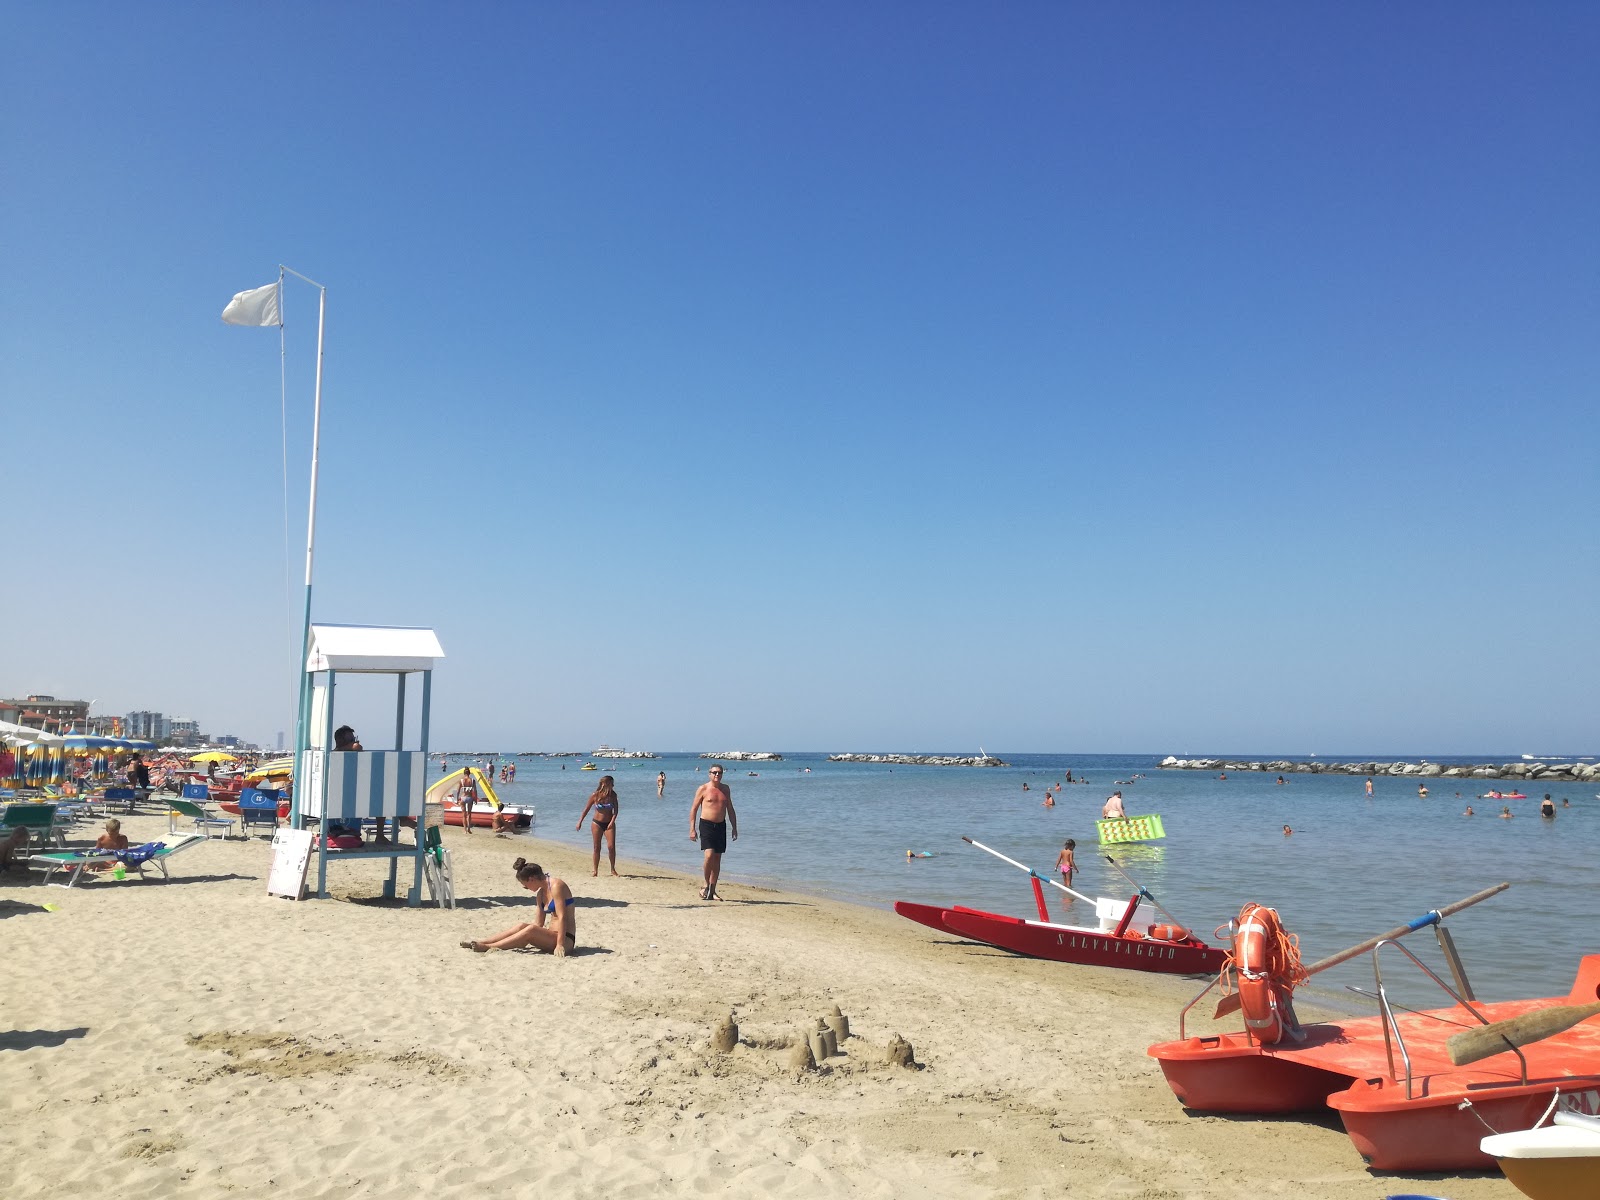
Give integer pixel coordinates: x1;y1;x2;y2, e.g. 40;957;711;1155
895;837;1228;976
897;900;1226;975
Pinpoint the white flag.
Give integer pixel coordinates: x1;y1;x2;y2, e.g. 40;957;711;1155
222;281;282;327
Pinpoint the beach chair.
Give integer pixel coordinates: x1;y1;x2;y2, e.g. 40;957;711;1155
121;834;208;881
236;788;282;836
170;786;235;839
1;802;65;849
28;835;209;886
422;825;454;909
101;786;139;814
26;848;120;887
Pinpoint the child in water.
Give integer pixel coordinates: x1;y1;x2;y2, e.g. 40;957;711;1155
1054;839;1077;884
1054;839;1077;915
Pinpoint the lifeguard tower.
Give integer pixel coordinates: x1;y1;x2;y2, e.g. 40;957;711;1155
294;623;443;906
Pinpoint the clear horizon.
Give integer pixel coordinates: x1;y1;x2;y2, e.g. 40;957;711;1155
6;7;1596;752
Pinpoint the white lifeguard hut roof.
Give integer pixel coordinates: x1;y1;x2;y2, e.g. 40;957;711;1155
305;624;445;674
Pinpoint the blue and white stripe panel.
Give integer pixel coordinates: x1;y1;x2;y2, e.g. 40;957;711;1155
303;751;425;819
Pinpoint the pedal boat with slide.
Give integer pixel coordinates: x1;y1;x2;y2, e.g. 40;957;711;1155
425;766;536;830
1146;883;1600;1172
895;837;1228;977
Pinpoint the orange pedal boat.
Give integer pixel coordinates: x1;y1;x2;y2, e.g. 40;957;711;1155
1150;947;1600;1171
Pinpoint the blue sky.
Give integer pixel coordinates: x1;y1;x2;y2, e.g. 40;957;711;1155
5;5;1596;753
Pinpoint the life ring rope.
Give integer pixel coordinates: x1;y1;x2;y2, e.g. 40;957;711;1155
1221;903;1308;1044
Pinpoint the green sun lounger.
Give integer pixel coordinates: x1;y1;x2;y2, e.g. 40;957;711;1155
28;834;209;887
2;802;66;849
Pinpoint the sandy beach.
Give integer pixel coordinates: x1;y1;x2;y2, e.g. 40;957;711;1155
3;816;1513;1199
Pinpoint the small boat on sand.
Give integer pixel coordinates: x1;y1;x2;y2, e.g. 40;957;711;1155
895;838;1227;976
1482;1108;1600;1200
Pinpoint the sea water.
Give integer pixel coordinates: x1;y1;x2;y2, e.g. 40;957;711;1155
452;751;1596;1011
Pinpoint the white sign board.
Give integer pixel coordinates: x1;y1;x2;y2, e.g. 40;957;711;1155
268;828;315;900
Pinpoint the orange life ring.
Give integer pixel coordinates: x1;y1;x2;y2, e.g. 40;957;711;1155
1147;923;1192;943
1234;902;1288;1044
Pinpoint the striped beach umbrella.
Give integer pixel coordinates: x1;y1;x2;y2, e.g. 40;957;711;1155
61;734;120;752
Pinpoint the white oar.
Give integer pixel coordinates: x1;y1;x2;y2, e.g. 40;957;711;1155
961;836;1097;905
1102;854;1189;931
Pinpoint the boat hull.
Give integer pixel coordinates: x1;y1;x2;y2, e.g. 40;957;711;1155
442;805;534;830
894;901;1227;975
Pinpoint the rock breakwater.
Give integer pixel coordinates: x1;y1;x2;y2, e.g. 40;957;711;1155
701;751;784;761
1159;756;1597;783
827;753;1008;767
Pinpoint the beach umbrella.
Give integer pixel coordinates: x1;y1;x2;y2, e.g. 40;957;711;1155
0;719;62;746
244;756;295;783
24;745;65;786
0;745;20;787
61;734;120;752
119;738;157;751
190;751;238;763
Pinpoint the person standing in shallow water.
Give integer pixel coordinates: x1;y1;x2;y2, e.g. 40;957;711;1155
577;774;621;877
690;763;737;901
657;771;666;797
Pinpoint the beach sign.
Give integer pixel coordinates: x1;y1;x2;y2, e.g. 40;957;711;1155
267;827;314;900
1097;814;1166;844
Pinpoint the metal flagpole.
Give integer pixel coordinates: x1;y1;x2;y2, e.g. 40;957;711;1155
282;265;326;826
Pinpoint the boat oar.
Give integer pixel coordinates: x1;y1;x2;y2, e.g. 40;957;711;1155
1102;854;1187;931
1214;882;1510;1019
961;836;1097;905
1447;1001;1600;1067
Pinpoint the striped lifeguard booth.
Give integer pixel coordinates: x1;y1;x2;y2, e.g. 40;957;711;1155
295;623;443;905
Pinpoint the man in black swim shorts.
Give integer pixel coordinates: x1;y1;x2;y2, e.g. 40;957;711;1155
689;764;738;900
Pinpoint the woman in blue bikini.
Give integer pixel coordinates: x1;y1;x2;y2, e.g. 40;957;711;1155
576;774;621;877
461;858;576;955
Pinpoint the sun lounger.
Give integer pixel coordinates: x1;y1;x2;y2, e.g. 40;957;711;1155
1;802;65;849
100;787;139;814
28;835;209;886
169;797;235;839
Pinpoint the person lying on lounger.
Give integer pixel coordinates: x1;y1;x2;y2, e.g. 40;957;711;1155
460;858;575;956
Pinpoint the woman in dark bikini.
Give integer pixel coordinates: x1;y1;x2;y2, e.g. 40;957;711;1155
576;774;620;877
461;859;575;955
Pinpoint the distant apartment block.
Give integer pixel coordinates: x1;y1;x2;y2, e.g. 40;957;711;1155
1;694;91;733
125;711;174;743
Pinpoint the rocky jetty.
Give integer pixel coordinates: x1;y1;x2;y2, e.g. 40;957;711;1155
591;748;659;759
827;753;1008;767
701;751;784;761
1159;756;1598;784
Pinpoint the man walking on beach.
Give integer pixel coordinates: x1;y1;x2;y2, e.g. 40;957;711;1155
689;764;737;900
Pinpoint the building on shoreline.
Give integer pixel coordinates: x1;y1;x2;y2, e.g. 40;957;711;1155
1;694;90;733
